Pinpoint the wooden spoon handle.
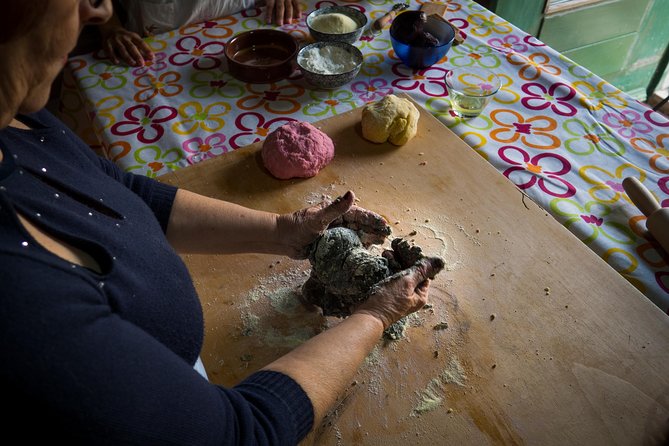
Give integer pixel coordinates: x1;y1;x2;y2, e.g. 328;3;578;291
622;177;660;217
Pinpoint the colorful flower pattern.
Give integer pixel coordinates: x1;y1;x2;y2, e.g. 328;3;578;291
490;109;560;150
133;71;183;102
111;104;177;144
520;82;576;116
498;146;575;197
506;52;561;81
63;0;669;312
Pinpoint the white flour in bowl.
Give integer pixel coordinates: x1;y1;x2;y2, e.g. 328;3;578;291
298;45;359;75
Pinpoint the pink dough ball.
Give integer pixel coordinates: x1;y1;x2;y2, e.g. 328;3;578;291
262;121;335;180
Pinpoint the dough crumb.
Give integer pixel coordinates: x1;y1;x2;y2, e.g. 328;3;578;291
433;322;449;330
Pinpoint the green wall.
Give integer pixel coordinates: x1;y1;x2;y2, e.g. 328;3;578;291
478;0;669;100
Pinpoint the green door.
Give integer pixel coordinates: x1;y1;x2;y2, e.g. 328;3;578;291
478;0;669;100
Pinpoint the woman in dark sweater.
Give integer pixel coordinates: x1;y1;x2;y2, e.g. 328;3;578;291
0;1;442;444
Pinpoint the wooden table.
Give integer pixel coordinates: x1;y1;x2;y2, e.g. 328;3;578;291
63;0;669;315
161;97;669;445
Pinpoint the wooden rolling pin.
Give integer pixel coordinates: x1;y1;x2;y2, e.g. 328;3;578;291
622;177;669;253
362;3;409;38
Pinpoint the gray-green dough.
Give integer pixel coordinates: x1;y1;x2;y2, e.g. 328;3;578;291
301;227;445;339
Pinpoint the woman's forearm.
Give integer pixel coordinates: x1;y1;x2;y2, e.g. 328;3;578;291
166;189;288;255
262;313;384;424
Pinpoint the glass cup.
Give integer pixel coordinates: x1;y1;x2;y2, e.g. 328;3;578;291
444;67;501;118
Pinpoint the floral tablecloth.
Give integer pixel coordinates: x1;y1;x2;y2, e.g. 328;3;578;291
60;0;669;313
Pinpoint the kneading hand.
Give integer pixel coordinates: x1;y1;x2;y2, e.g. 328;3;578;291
277;190;391;259
263;0;301;25
354;257;444;329
102;27;154;67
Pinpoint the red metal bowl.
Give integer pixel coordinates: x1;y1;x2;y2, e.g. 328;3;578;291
225;29;299;84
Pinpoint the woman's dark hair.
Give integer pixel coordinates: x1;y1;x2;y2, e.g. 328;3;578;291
0;1;49;44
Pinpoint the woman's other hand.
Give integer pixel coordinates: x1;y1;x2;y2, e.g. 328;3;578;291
263;0;301;25
355;257;445;329
277;190;391;259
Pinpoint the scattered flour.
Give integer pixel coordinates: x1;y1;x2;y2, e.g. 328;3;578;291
262;326;315;348
237;267;316;349
413;378;444;415
440;357;467;386
411;357;468;416
240;311;260;336
267;287;301;315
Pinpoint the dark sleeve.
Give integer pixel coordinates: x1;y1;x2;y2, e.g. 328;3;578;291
1;256;314;445
95;156;178;233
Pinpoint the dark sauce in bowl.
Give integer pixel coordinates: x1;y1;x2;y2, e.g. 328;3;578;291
225;30;299;83
232;45;294;66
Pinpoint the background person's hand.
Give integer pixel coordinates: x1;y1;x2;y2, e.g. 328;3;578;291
277;190;390;259
263;0;301;25
354;257;444;329
101;27;154;66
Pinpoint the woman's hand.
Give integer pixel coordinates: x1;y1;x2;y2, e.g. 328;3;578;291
277;190;391;259
100;25;153;66
354;257;445;329
263;0;301;25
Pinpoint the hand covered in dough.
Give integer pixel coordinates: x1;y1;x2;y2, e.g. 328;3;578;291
277;191;391;259
354;257;444;329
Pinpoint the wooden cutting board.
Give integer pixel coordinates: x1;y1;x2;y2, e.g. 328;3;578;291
160;94;669;445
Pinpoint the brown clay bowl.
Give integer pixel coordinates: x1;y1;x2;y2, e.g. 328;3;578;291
225;29;299;84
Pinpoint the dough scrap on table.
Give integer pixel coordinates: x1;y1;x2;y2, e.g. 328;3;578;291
361;94;419;146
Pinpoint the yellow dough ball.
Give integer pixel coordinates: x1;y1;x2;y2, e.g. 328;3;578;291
361;94;419;146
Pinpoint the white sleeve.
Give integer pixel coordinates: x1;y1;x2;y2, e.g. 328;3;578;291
183;0;258;26
122;0;257;36
121;0;178;35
